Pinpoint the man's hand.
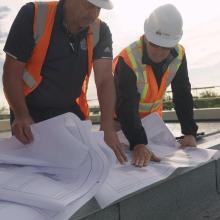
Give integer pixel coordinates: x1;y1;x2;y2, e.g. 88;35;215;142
93;59;127;164
132;144;160;167
104;129;127;164
12;115;34;144
3;55;34;144
180;135;197;148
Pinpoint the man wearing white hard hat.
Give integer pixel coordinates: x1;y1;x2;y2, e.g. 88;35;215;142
113;4;198;167
3;0;127;164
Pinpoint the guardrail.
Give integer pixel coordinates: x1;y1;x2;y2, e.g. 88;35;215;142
0;119;10;132
163;108;220;122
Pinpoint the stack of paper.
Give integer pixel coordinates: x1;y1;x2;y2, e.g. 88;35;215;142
0;113;114;220
0;112;218;218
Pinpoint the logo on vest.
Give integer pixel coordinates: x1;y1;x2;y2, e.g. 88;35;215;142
80;39;87;50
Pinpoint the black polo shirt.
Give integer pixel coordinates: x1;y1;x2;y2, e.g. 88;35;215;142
114;37;198;149
4;1;113;122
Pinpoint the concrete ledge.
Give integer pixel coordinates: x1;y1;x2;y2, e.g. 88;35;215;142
89;114;100;124
120;161;219;220
0;119;10;132
163;108;220;122
90;108;220;124
0;118;220;219
1;108;220;129
70;139;220;220
70;160;220;220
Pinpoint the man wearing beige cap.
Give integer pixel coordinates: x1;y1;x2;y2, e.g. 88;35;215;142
3;0;127;164
113;4;198;167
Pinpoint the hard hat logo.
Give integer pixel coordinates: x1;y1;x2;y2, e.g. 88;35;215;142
144;4;183;48
155;31;170;37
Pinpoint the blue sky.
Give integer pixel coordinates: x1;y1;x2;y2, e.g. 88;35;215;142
0;0;220;106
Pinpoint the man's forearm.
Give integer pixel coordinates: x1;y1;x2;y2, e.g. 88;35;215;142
3;76;29;118
3;56;30;119
93;59;127;163
171;55;198;136
114;58;148;149
3;56;34;143
173;92;198;136
97;77;115;130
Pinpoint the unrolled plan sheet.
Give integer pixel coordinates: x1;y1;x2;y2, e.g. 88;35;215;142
52;131;115;220
117;113;180;158
0;114;89;168
0;113;112;214
95;146;217;208
161;147;217;167
95;113;218;208
95;159;176;208
0;201;50;220
0;128;114;220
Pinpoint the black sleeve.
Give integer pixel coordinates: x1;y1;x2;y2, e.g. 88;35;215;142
3;3;35;62
171;55;198;137
114;57;148;150
93;21;113;60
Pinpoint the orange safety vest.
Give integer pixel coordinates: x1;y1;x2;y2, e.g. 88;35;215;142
22;1;100;119
113;36;185;118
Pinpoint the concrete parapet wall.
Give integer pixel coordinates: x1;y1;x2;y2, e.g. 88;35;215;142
0;119;10;132
0;115;220;219
1;108;220;131
70;140;220;220
163;108;220;122
90;108;220;124
70;159;220;220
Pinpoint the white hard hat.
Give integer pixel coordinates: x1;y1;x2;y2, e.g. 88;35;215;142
144;4;183;48
87;0;113;9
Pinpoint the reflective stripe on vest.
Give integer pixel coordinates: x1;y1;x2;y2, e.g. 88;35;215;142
22;1;100;118
76;19;100;119
117;37;185;118
167;44;184;86
139;99;162;113
22;1;57;91
34;2;49;44
125;40;148;101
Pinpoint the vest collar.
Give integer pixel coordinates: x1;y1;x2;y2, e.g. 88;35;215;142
54;0;65;26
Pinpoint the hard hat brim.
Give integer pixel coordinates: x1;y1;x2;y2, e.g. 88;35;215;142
87;0;114;10
145;30;182;48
